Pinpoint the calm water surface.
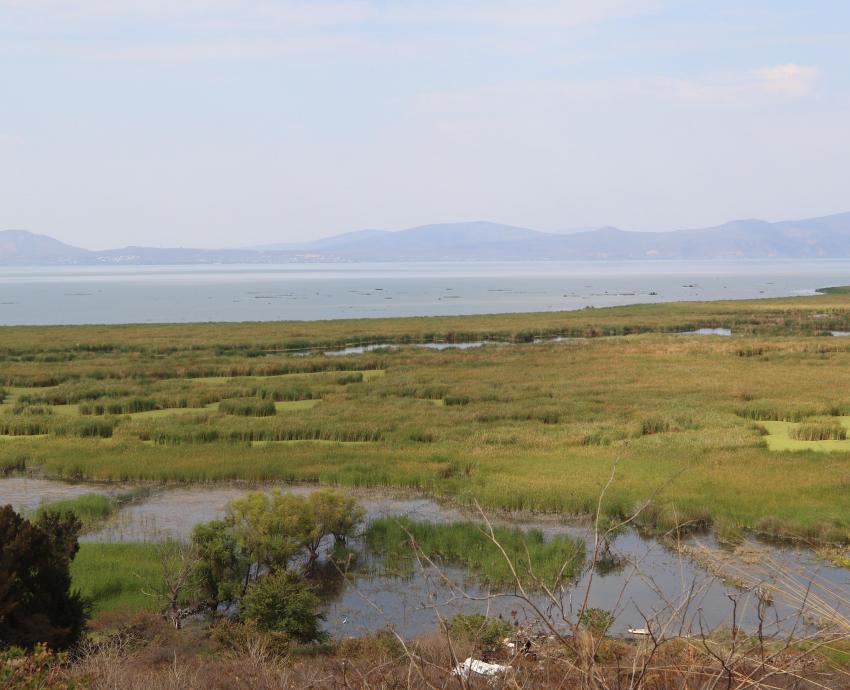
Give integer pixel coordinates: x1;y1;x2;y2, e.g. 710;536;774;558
1;478;846;639
1;260;849;325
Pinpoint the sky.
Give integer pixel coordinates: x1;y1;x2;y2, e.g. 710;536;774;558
1;1;849;249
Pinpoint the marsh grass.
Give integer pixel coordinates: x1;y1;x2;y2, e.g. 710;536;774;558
219;398;277;417
789;422;847;441
639;417;670;435
2;292;850;543
364;517;585;589
31;492;116;528
79;398;158;415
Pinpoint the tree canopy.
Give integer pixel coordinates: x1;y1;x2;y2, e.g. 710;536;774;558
0;505;87;650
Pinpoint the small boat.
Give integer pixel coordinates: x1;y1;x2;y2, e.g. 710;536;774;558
628;627;650;636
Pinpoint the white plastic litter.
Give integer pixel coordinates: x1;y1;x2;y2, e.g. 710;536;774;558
453;657;509;678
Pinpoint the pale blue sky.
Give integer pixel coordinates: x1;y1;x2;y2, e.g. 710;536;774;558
1;1;848;248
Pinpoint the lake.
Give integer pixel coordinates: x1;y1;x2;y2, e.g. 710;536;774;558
1;260;850;325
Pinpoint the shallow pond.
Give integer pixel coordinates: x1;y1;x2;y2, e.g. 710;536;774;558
679;328;732;336
1;477;846;639
314;340;509;356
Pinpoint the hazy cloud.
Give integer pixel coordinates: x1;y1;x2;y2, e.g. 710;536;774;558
674;64;820;105
0;0;660;61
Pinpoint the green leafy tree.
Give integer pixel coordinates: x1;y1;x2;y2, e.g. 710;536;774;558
302;489;366;563
227;490;313;575
0;506;87;649
241;570;325;643
192;518;245;603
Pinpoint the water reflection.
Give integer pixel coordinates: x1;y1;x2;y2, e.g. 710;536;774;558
0;477;846;639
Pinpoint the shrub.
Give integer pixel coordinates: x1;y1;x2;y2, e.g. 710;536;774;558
579;608;615;636
0;506;87;650
212;618;290;658
241;570;325;643
448;614;513;654
0;644;71;690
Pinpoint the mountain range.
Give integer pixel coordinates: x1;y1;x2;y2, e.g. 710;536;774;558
3;212;850;265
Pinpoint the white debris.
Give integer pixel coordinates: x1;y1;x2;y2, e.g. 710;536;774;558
453;658;509;678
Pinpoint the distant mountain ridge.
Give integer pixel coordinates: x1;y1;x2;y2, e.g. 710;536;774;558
3;212;850;265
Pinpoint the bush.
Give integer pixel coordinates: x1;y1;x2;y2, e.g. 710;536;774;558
241;570;325;643
0;506;88;649
448;614;512;654
579;608;615;636
212;618;290;658
0;644;71;690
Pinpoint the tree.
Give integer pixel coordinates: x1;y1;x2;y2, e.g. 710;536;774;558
192;518;245;603
306;489;365;558
0;505;87;649
241;570;325;643
142;538;200;629
227;490;312;576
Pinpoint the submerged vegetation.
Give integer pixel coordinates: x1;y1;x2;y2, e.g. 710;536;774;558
1;290;850;545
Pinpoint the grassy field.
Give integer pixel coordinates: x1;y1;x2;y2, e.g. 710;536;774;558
70;543;163;614
3;291;850;544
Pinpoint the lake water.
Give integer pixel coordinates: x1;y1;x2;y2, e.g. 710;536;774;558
1;260;849;325
2;477;846;639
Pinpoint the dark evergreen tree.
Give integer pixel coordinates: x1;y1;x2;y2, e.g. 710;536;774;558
0;505;87;649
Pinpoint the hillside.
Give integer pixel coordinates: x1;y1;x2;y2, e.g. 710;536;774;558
3;212;850;264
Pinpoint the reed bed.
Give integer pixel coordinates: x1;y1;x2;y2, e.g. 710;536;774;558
365;517;585;588
30;493;117;527
219;398;278;417
789;422;848;441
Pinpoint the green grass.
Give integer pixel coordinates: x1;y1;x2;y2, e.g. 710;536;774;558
364;517;585;589
31;493;117;528
71;543;163;614
761;419;850;453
